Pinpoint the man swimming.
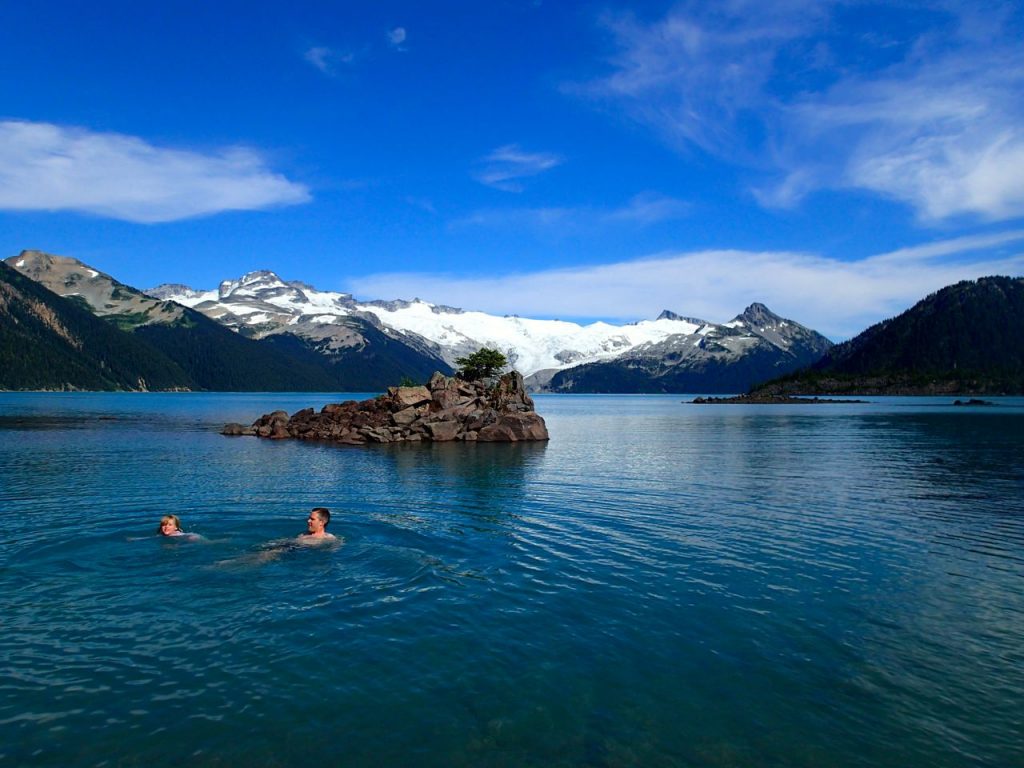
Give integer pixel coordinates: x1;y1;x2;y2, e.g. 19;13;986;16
299;507;337;541
214;507;339;567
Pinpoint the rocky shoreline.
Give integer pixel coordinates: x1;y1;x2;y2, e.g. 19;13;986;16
222;371;549;444
691;394;868;404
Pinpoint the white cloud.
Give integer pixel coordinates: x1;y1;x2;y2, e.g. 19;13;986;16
473;144;563;192
346;230;1024;340
583;2;1024;222
304;45;356;75
388;27;407;50
0;120;311;223
452;192;689;229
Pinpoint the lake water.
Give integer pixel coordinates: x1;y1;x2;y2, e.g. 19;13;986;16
0;392;1022;767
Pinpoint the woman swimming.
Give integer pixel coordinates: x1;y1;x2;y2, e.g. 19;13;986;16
158;514;185;536
157;514;201;540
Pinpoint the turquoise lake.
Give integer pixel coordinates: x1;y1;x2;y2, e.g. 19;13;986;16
0;392;1022;767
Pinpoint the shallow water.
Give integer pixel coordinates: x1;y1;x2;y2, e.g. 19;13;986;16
1;393;1022;767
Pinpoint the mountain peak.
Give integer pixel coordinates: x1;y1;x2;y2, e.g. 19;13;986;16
218;270;290;299
656;309;708;325
736;302;781;324
7;250;94;275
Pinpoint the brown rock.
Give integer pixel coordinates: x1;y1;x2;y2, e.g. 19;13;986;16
391;407;420;426
390;385;432;408
429;373;463;409
477;413;549;442
426;420;460;441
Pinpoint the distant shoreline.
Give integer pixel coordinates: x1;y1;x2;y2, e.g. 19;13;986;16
691;394;869;404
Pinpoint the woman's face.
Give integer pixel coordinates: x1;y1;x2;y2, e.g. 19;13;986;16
160;519;179;536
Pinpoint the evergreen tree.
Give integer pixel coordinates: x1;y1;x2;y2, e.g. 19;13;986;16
456;348;508;380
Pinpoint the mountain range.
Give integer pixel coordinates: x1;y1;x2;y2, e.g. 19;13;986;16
2;251;447;391
2;250;833;393
147;267;833;393
8;249;1018;395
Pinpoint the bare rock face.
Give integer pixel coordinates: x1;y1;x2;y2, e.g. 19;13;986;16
223;371;549;444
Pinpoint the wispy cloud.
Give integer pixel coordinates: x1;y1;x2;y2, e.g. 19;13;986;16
346;230;1024;339
0;120;310;223
581;1;1024;222
404;196;437;214
473;144;563;192
452;192;689;229
304;45;356;75
387;27;407;51
608;192;690;224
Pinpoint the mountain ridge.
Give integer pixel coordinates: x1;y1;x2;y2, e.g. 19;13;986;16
4;251;451;391
7;251;1019;395
0;260;193;391
149;268;833;392
752;276;1024;395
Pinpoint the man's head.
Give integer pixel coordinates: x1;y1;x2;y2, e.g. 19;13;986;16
307;507;330;535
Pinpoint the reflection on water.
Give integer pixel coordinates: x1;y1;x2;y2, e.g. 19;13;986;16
0;393;1022;767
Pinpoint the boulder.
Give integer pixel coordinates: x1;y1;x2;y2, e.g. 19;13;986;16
426;420;461;442
390;385;432;408
477;413;550;442
391;407;420;426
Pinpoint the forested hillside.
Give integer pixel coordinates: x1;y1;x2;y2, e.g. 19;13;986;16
754;276;1024;395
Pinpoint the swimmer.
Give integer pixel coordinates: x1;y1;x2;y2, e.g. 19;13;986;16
158;514;185;536
298;507;337;542
157;514;201;540
214;507;339;567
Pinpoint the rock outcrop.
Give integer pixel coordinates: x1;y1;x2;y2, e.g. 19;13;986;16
691;394;867;404
222;371;549;444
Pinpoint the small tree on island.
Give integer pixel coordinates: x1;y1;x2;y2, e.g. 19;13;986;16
456;347;508;381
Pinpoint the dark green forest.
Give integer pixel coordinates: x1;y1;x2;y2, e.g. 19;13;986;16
0;261;192;391
755;276;1024;395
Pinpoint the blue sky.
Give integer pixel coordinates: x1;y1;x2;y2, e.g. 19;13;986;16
1;0;1023;339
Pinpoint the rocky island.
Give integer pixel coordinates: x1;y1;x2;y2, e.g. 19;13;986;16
691;394;867;404
222;371;549;444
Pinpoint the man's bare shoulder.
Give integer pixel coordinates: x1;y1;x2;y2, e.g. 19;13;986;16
297;532;338;545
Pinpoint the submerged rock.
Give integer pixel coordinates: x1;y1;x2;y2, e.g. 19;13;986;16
222;371;549;444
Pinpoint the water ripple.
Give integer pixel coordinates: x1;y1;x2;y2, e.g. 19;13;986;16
1;394;1023;766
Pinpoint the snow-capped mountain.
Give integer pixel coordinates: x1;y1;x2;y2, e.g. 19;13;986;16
5;252;452;391
545;303;834;393
149;269;833;390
